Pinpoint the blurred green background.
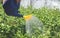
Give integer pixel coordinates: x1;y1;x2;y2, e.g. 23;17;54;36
0;2;60;38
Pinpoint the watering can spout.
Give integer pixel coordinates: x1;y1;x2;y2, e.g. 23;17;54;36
23;14;32;20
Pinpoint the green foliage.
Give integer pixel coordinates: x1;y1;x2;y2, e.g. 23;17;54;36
0;4;60;38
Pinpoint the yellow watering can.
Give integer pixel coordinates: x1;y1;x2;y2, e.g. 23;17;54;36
23;14;32;20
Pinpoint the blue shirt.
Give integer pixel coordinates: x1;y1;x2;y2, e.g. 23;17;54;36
3;0;23;17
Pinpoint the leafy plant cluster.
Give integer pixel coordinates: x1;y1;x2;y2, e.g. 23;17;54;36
0;4;60;38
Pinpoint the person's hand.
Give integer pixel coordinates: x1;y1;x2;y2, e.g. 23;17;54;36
16;0;21;3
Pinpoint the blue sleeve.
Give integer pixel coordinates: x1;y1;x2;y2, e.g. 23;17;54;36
3;0;23;17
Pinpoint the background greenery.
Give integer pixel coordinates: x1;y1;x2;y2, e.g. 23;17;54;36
0;3;60;38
